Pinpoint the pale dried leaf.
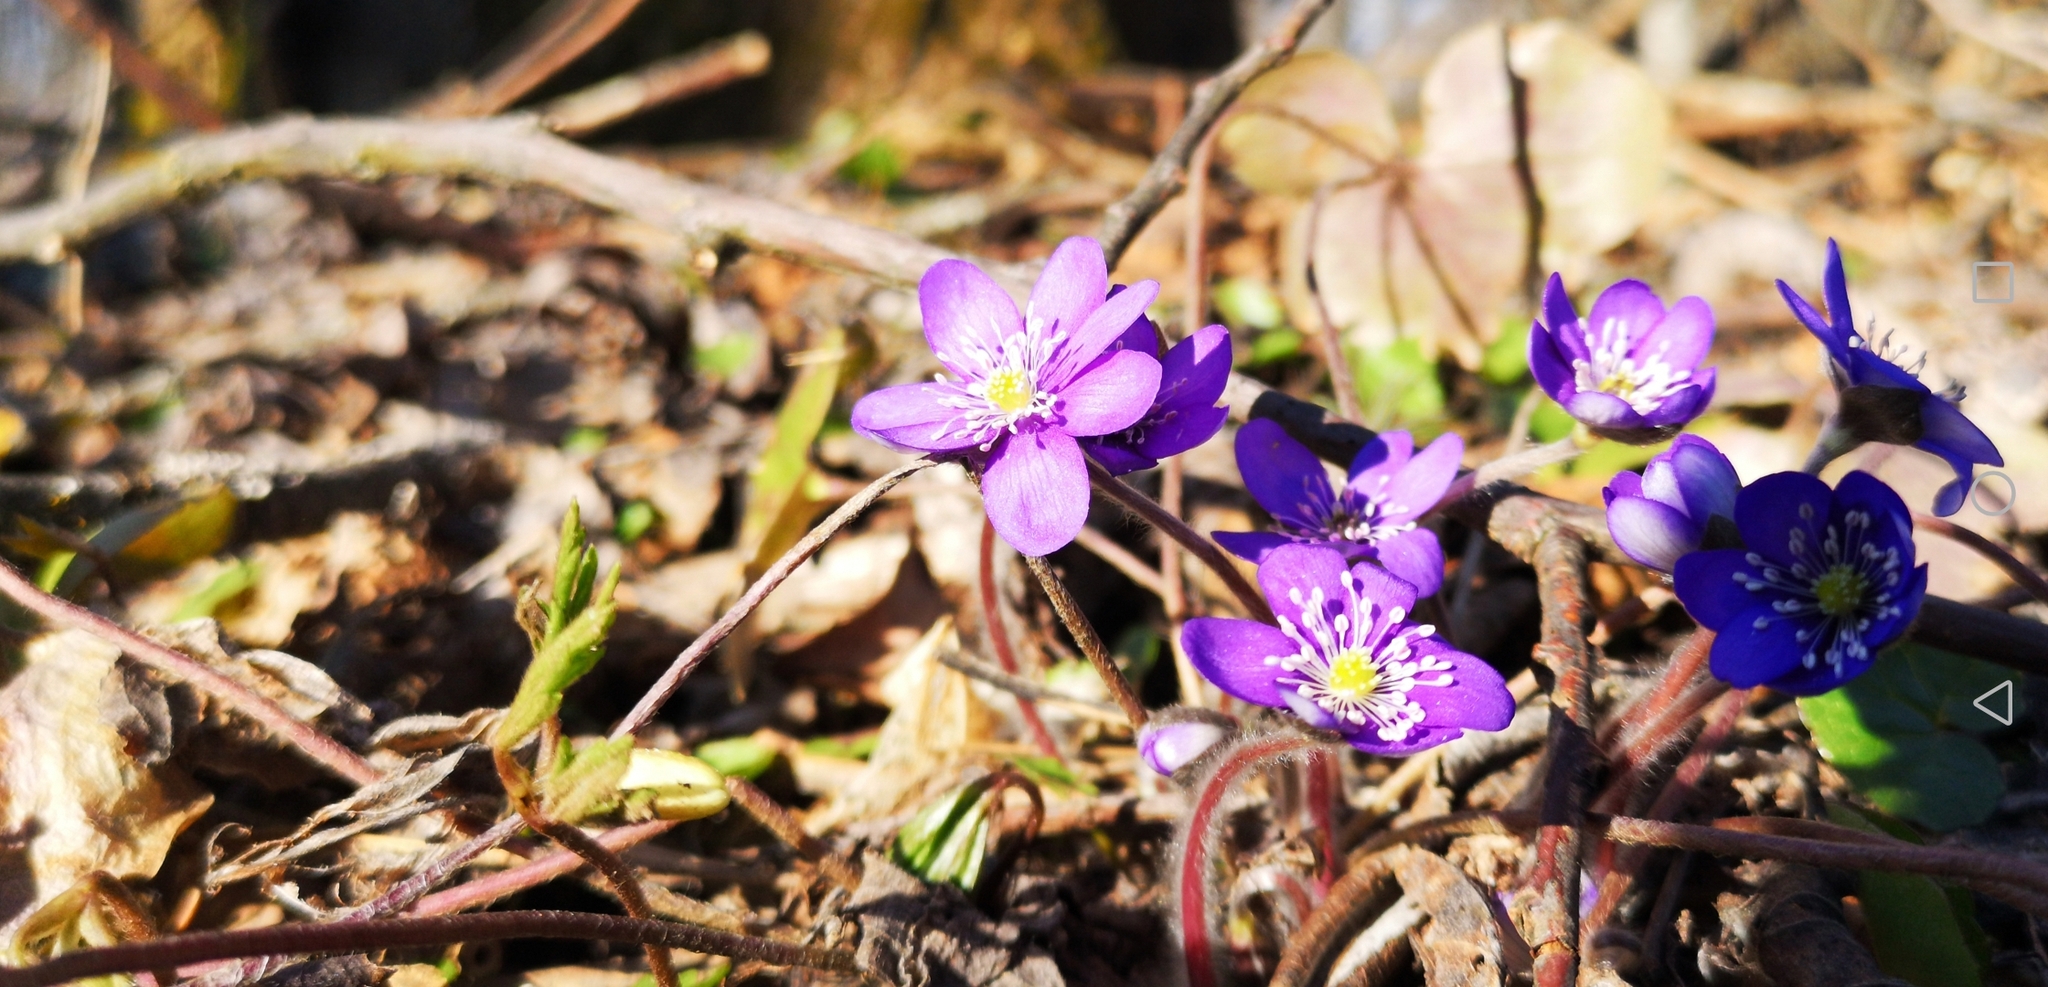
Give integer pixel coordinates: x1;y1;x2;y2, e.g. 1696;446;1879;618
755;530;913;648
1220;50;1398;197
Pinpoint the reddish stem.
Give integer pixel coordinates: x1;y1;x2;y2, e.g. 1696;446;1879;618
1526;532;1595;987
1305;748;1340;893
1914;513;2048;607
1180;735;1321;987
981;519;1063;759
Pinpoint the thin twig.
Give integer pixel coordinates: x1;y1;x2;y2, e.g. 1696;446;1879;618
1909;595;2048;677
419;0;652;117
1095;0;1342;268
982;519;1066;757
346;816;526;918
722;777;861;890
1024;555;1147;728
539;32;772;136
1088;459;1273;622
0;558;379;786
32;0;224;131
1914;513;2048;608
935;648;1126;722
613;459;934;738
0;910;857;987
1522;532;1596;987
409;820;679;917
1304;181;1364;422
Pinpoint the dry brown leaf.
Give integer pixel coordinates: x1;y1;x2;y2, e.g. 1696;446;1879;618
0;631;212;938
754;530;913;648
1220;50;1398;196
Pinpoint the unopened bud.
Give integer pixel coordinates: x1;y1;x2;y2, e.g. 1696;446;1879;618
618;749;729;821
1138;707;1237;777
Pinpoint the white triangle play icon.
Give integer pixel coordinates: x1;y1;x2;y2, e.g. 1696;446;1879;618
1974;680;2014;727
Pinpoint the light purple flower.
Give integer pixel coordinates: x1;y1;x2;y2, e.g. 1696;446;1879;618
1529;275;1718;444
1602;434;1741;572
1080;321;1232;475
851;237;1162;556
1182;544;1514;756
1214;419;1461;596
1137;708;1234;776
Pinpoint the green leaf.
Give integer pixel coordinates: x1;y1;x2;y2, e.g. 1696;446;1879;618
617;749;729;821
51;488;240;596
1482;322;1532;386
694;333;757;378
1246;328;1304;366
838;139;905;193
802;732;879;760
891;782;992;892
1212;277;1286;332
542;735;635;823
169;558;262;622
1825;804;1984;987
497;564;622;749
1010;755;1096;796
1112;625;1161;690
1528;396;1575;443
693;736;778;781
738;328;847;572
1798;644;2015;830
561;426;609;455
616;500;657;544
1349;337;1445;432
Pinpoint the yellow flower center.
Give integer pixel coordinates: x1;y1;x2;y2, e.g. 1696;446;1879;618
1325;649;1380;700
985;368;1034;415
1600;371;1637;399
1814;565;1866;617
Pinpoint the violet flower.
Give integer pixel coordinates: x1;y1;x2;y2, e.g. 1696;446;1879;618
1603;434;1741;572
1529;275;1718;444
1137;708;1235;777
1183;544;1514;755
1080;322;1232;475
851;237;1162;556
1673;470;1927;695
1214;420;1461;596
1777;239;2001;516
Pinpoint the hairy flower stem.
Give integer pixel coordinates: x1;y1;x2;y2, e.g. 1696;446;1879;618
495;748;678;987
1436;437;1585;507
1523;532;1595;987
0;910;859;987
1179;734;1323;987
1914;513;2048;606
0;558;380;787
1024;555;1148;728
1088;459;1274;622
613;458;934;738
1596;630;1713;754
1305;749;1340;892
722;776;861;889
980;520;1064;759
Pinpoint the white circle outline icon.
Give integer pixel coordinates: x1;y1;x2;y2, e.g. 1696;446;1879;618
1970;470;2015;516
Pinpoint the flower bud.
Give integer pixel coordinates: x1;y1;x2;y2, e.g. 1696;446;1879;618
1138;708;1237;777
617;749;729;821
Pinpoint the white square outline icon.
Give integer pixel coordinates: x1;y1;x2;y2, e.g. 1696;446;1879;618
1974;261;2014;303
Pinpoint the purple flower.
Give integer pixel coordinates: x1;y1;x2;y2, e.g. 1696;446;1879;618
1214;420;1461;596
1080;322;1232;475
1182;544;1514;756
1776;239;2001;517
1529;275;1718;444
1137;708;1235;776
1673;471;1927;695
1603;435;1741;572
850;237;1162;556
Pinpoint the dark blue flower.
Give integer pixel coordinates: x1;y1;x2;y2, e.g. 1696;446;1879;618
1529;275;1718;444
1673;471;1927;695
1776;239;2001;516
1214;420;1461;596
1603;434;1741;572
1080;322;1232;475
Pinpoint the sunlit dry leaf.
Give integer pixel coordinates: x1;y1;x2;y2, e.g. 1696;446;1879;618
0;631;212;939
1220;51;1397;197
754;530;913;649
1510;20;1672;273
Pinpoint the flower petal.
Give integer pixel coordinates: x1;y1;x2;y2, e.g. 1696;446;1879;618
1652;434;1740;520
1821;239;1858;343
1078;438;1157;476
1842;349;1927;392
1707;603;1812;688
1235;418;1337;530
1257;543;1355;626
1136;324;1233;459
1630;294;1715;372
1733;471;1833;570
1917;395;2001;466
1042;279;1161;390
1606;495;1703;572
1563;390;1647;429
982;428;1089;556
1604;469;1644;505
1857;562;1927;655
1026;237;1110;350
1213;529;1297;565
1181;617;1290;707
1541;272;1580;341
1409;638;1515;731
1346;431;1415;486
1639;371;1714;427
1345;723;1466;757
850;382;983;454
1831;470;1914;549
1760;654;1875;696
1054;348;1162;437
1345;557;1420;618
1672;549;1762;631
1368;528;1445;597
1587;280;1667;350
921;259;1023;381
1529;323;1577;401
1372;432;1463;522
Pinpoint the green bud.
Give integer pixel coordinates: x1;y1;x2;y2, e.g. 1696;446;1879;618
618;750;731;821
